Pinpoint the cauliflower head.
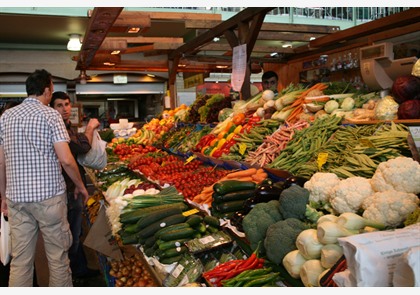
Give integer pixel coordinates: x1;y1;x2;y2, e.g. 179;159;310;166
370;156;420;194
304;172;341;209
329;176;373;214
362;190;420;227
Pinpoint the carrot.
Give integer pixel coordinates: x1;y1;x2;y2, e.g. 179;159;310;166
225;168;257;179
252;173;268;183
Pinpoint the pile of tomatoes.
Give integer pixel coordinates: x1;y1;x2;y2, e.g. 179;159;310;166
127;154;229;200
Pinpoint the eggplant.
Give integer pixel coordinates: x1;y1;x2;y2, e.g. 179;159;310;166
284;175;309;188
253;184;284;202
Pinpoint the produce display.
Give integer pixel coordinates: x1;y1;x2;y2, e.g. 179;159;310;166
83;78;419;288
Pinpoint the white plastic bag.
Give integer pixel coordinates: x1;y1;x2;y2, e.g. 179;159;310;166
77;130;107;170
0;212;11;265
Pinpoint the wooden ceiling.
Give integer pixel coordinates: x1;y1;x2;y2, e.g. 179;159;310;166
73;7;341;76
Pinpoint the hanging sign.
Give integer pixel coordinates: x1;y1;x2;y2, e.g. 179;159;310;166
231;44;247;92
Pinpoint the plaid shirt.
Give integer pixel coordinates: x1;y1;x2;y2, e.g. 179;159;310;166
0;97;70;202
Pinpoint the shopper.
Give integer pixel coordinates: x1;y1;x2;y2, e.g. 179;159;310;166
261;70;279;93
0;69;89;287
50;91;100;282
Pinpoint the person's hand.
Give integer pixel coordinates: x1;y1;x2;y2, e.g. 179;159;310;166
74;185;90;205
86;118;100;130
1;198;8;217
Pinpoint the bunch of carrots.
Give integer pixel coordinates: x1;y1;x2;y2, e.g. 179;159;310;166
191;167;268;207
282;82;329;123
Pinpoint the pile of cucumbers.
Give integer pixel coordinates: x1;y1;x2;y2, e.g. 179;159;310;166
211;180;257;219
118;202;221;264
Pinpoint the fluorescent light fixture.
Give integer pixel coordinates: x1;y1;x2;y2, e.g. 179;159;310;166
282;42;292;48
216;65;228;69
111;50;120;55
67;34;82;51
310;36;316;41
147;74;155;77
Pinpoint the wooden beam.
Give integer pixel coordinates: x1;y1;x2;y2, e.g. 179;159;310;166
168;8;274;59
309;8;420;49
106;36;184;44
185;19;339;34
76;7;123;71
119;10;222;21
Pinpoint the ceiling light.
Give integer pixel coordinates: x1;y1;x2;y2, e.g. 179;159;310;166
103;62;115;66
67;34;82;51
111;50;120;55
128;27;140;33
213;37;220;42
310;37;316;41
282;42;292;48
147;74;155;77
216;65;228;69
270;52;279;57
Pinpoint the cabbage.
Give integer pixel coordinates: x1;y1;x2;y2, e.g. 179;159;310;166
391;75;420;104
397;99;420;119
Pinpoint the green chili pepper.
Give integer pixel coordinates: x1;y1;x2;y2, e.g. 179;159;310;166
242;272;280;287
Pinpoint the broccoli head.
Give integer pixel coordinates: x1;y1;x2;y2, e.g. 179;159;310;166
242;200;283;253
264;218;309;265
278;185;310;220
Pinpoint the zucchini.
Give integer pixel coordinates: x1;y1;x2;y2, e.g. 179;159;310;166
203;215;220;228
138;213;188;239
193;222;207;234
135;206;184;230
122;223;140;235
213;200;246;214
185;214;203;227
212;189;255;203
160;254;183;265
159;227;197;241
158;238;190;251
120;233;139;245
160;246;188;259
213;180;257;195
120;202;188;224
154;223;192;239
144;235;157;248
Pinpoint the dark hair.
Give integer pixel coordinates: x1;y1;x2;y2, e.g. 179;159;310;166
50;91;70;108
0;101;20;116
25;69;52;97
262;71;278;81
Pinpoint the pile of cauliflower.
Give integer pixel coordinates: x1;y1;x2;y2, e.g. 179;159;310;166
303;156;420;228
281;156;419;286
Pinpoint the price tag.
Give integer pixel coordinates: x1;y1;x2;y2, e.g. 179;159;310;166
238;143;247;155
182;208;200;216
184;154;197;165
317;152;328;170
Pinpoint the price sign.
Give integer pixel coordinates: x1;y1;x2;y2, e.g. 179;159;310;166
238;143;247;155
317;152;328;170
182;208;200;216
184;154;197;165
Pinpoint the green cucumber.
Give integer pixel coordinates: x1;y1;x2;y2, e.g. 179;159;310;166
160;254;183;265
120;202;188;224
135;206;184;230
154;223;192;239
185;214;203;227
158;238;190;251
160;246;188;259
203;215;220;227
159;227;196;241
213;200;246;214
213;180;257;195
212;189;255;203
138;213;187;239
193;222;207;234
